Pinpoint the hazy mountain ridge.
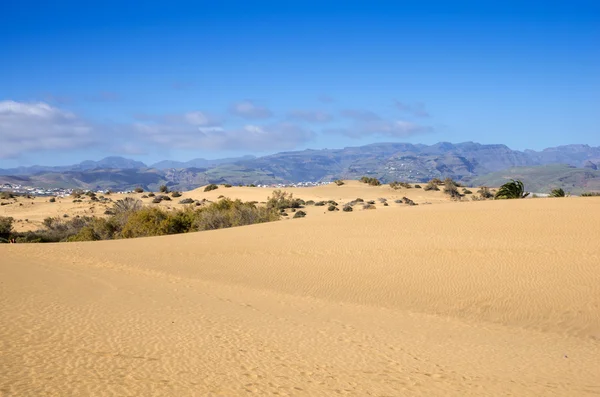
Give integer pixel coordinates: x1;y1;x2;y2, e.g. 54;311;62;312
1;142;599;192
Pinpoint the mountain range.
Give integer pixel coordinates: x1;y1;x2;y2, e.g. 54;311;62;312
1;142;599;193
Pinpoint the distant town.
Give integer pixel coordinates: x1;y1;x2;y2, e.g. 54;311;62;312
0;181;333;197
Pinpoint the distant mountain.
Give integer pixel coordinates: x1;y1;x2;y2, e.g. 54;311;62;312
0;156;147;176
468;164;600;194
1;142;600;192
151;155;256;170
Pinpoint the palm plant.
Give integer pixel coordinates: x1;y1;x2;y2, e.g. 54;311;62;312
549;188;566;197
494;179;529;199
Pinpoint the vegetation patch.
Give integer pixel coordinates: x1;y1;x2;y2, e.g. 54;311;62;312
359;176;381;186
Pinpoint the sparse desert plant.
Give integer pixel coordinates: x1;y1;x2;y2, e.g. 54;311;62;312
580;192;600;197
305;200;315;205
293;210;306;218
549;188;566;197
160;195;171;201
147;192;155;197
314;201;326;206
49;197;56;202
266;190;303;210
0;216;14;239
343;205;353;212
171;191;182;198
223;184;232;188
367;200;375;205
112;197;143;214
141;195;148;199
355;198;364;202
462;189;473;194
328;200;338;206
494;180;529;199
383;202;389;206
360;176;381;186
414;184;422;188
363;203;376;210
159;185;169;193
204;184;219;192
327;205;337;211
430;178;443;185
443;178;462;199
394;199;403;204
424;181;440;191
334;179;345;186
477;186;494;199
0;192;14;200
134;187;144;193
179;198;195;204
389;181;412;189
152;197;162;204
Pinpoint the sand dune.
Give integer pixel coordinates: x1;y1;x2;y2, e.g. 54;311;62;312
1;181;452;232
2;196;600;396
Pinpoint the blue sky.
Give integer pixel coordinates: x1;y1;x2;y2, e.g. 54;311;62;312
1;1;599;167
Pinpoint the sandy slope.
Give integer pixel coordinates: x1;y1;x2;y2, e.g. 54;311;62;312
1;197;600;396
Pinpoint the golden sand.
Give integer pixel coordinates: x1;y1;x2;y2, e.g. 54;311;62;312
1;187;599;396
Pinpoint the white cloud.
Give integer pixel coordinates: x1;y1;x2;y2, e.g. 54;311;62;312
0;100;96;158
229;100;272;119
287;110;333;123
134;115;314;151
394;101;430;117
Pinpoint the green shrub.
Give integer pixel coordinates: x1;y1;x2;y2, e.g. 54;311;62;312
314;201;326;206
204;184;219;192
0;192;14;200
152;197;162;203
363;203;376;210
171;191;182;198
112;197;143;214
305;200;315;205
389;181;412;189
424;181;440;191
355;198;364;202
293;210;306;218
462;189;473;194
0;216;14;240
266;190;303;210
549;188;566;197
343;205;353;212
179;198;195;204
134;187;144;193
159;185;169;193
414;184;422;188
477;186;493;199
360;176;381;186
327;205;337;211
223;184;232;188
334;180;345;186
49;197;56;202
581;192;600;197
147;192;155;197
443;178;462;199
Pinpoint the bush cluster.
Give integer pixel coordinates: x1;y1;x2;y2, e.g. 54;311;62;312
360;176;381;186
389;181;412;189
581;192;600;197
3;198;280;243
424;180;440;191
334;180;345;186
204;184;219;192
266;190;303;210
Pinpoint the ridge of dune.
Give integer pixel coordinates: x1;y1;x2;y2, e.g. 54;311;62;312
2;197;600;395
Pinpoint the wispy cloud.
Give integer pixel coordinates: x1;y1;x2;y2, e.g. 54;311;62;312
0;100;96;158
394;101;430;117
87;91;121;102
287;110;333;123
340;109;381;122
229;100;272;119
325;119;433;139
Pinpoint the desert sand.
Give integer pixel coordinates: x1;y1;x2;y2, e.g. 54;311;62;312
1;189;600;396
0;181;452;232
